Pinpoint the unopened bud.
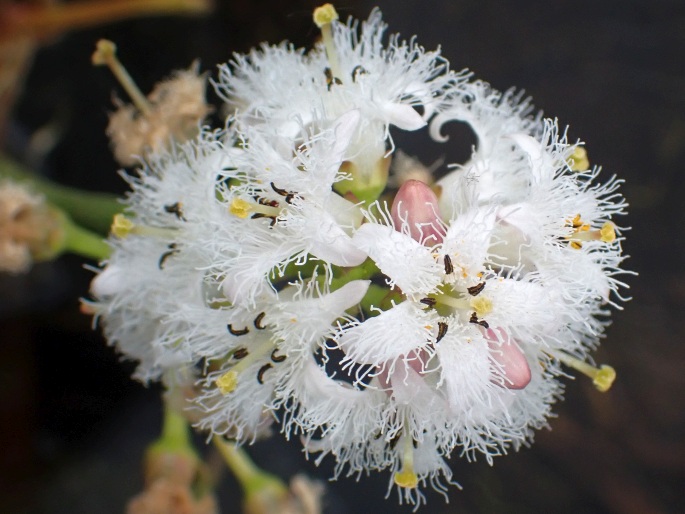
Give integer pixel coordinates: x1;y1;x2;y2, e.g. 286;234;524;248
486;328;532;390
391;179;444;245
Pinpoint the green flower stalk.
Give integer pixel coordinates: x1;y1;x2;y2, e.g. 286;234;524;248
213;438;323;514
0;155;121;235
0;178;109;273
128;401;218;514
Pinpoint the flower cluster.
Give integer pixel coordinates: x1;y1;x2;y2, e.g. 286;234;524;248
90;4;628;507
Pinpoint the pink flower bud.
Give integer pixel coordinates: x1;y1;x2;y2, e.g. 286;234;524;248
391;179;444;245
485;328;531;390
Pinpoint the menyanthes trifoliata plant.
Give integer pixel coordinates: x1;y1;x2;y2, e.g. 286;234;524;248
89;3;630;508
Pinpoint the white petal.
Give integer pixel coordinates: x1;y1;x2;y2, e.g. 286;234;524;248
388;364;435;405
442;208;496;277
91;265;125;298
332;110;361;156
383;103;427;131
302;209;368;266
338;302;434;367
273;280;370;350
326;193;364;230
352;223;442;296
436;325;495;413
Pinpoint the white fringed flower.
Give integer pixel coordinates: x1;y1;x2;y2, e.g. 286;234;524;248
91;113;373;440
209;110;368;306
216;7;461;201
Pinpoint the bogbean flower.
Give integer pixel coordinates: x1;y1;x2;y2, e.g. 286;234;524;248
212;110;368;307
91;110;372;439
215;4;460;203
89;128;230;381
90;3;629;509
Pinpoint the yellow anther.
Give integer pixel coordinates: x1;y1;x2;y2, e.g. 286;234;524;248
313;4;339;27
570;214;589;231
592;365;616;392
470;296;493;317
568;146;589;171
216;370;238;394
230;198;252;218
570;241;583;250
600;222;616;243
393;469;418;489
111;214;134;238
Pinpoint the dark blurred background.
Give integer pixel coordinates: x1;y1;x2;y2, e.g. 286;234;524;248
1;0;683;512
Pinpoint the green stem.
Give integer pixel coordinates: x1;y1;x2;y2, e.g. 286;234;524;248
360;283;403;315
62;217;111;261
326;258;380;292
213;438;287;497
149;400;196;457
0;154;122;234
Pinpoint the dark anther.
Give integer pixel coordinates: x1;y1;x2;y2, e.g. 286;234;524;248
257;198;279;207
412;438;418;449
257;363;273;384
233;347;248;360
270;182;299;205
270;349;286;363
469;312;490;329
164;202;186;221
436;321;449;343
270;182;289;196
351;65;367;81
251;213;277;227
373;431;382;440
158;243;179;269
467;282;486;296
253;312;267;330
389;432;402;450
324;67;342;90
420;297;437;307
227;324;249;336
222;166;238;171
443;254;454;275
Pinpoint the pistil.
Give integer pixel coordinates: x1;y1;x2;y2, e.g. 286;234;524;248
566;215;616;249
92;39;152;116
313;4;342;83
229;198;281;220
393;434;418;489
111;213;177;239
554;351;616;392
